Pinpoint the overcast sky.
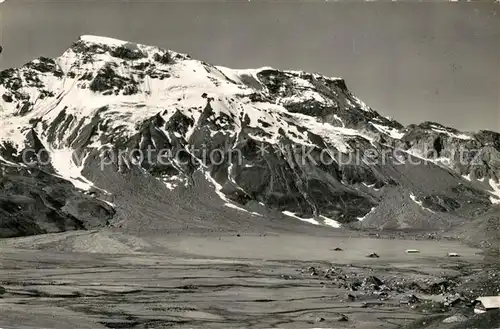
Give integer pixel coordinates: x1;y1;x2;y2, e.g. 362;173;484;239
0;0;498;132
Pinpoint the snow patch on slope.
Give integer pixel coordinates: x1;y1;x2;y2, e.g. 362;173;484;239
362;182;382;192
462;174;472;181
429;124;472;140
487;178;500;204
320;215;341;228
409;193;435;213
282;211;320;225
204;171;260;216
357;207;376;221
45;147;95;191
459;174;500;205
371;123;405;139
0;104;28;151
0;155;23;167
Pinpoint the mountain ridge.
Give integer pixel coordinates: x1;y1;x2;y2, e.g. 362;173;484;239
0;35;499;238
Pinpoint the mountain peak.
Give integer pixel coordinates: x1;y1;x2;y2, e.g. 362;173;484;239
79;35;131;47
67;34;191;63
1;35;500;237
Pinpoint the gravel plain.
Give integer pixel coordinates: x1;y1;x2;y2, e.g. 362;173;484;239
0;229;494;329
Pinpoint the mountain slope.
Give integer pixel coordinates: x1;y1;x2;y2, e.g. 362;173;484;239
0;35;499;237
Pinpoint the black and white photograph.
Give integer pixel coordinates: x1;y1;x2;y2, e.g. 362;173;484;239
0;0;499;328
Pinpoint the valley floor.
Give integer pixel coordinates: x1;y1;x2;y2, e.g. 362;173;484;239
0;230;497;329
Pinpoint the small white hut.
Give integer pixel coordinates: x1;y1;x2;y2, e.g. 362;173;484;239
474;296;500;314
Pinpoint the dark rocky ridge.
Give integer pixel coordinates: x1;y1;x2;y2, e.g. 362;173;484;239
0;163;115;238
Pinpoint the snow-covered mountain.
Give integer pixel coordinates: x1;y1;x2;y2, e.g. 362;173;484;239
1;35;499;237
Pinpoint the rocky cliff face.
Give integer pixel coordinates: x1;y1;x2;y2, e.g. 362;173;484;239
0;163;115;238
0;35;498;237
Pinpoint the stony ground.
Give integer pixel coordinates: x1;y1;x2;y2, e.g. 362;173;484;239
0;230;497;329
